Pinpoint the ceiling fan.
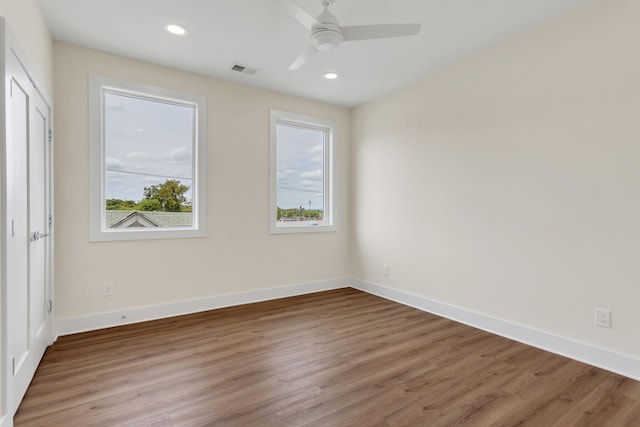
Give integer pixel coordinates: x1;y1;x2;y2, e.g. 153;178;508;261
274;0;422;70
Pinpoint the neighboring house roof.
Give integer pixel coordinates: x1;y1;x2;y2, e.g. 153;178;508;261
106;211;193;228
109;211;161;228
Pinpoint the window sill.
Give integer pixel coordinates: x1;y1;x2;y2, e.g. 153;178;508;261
270;224;337;234
89;227;206;242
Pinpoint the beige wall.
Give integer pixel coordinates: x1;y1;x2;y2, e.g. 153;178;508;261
54;43;350;320
0;0;53;93
351;0;640;358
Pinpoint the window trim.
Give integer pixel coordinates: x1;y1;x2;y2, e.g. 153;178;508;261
269;109;336;234
88;74;207;241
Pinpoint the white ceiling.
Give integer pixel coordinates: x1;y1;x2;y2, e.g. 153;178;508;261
39;0;596;107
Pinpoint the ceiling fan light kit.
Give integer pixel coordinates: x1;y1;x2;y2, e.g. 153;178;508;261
275;0;421;70
311;9;343;52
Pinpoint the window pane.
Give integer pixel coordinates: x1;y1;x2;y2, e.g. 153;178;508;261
103;92;194;229
276;123;325;224
269;109;335;234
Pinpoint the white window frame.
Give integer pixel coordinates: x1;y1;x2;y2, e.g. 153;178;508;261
269;109;336;234
88;74;207;241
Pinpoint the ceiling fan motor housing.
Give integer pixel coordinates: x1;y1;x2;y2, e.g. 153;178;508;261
311;9;343;52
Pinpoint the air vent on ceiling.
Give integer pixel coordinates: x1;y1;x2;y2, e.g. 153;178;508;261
231;63;260;75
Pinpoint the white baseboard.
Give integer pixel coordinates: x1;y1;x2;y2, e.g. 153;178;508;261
56;278;348;337
350;278;640;381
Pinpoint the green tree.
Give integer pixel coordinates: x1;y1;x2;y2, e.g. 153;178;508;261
135;198;163;211
277;207;323;221
106;198;136;210
142;179;190;212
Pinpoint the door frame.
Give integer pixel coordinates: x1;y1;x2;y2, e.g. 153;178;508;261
1;19;55;423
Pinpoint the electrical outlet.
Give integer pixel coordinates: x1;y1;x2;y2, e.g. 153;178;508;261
594;308;611;328
383;264;390;276
102;282;113;297
301;261;308;273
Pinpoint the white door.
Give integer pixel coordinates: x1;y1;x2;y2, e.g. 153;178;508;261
6;46;53;416
27;80;52;390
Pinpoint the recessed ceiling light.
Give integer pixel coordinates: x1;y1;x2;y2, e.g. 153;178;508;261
324;72;338;80
165;24;188;36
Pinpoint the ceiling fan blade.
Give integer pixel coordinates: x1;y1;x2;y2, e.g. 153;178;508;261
341;23;421;41
289;45;318;70
272;0;318;30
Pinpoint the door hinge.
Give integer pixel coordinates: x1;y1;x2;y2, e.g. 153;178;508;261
11;219;15;237
48;129;53;143
12;358;15;375
48;300;53;313
49;214;53;229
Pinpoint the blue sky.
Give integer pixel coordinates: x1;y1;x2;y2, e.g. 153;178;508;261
104;92;194;203
276;123;325;210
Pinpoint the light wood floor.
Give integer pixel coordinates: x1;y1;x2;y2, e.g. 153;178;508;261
14;288;640;426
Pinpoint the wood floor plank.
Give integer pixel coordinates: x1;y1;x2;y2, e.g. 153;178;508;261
14;288;639;426
553;384;639;427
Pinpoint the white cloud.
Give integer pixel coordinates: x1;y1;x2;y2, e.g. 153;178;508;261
164;147;189;162
300;180;322;188
300;170;323;180
278;168;296;177
308;144;324;154
278;168;296;183
105;156;125;169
